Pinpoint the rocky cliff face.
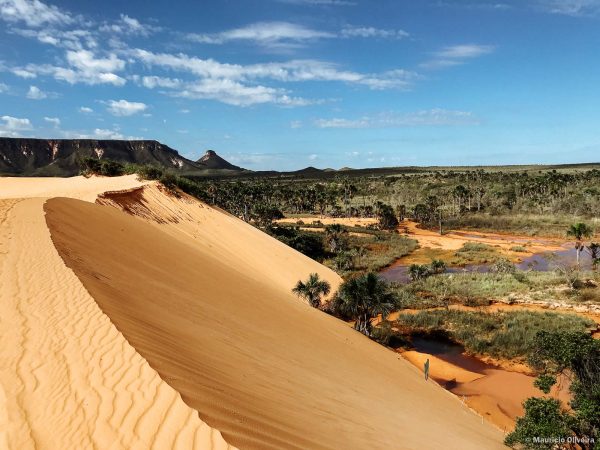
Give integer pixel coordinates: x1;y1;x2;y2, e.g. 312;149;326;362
0;138;204;176
196;149;243;171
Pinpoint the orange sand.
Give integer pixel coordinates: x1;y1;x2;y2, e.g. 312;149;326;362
396;220;565;263
276;216;378;227
0;197;234;449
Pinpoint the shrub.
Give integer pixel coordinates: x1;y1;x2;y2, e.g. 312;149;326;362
408;264;430;281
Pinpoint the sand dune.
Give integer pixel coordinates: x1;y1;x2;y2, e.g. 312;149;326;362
0;175;506;449
0;197;234;449
96;185;341;302
45;191;505;449
0;174;148;201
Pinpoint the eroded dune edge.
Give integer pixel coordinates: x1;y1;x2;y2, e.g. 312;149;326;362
42;182;506;450
0;197;235;450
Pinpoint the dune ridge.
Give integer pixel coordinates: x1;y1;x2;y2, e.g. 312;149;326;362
45;189;506;450
96;184;342;301
0;195;235;449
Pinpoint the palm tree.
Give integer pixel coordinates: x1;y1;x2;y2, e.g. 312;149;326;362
324;224;348;254
567;223;594;265
292;273;331;308
587;242;600;270
337;273;397;336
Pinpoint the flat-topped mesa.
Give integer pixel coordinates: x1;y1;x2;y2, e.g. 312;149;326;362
196;149;243;171
0;137;204;176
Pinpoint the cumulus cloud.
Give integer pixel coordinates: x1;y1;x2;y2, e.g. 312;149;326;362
14;50;127;86
0;115;33;136
315;109;480;128
105;99;148;116
26;85;47;99
79;106;93;113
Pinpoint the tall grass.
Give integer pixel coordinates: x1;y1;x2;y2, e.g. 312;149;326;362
397;310;595;359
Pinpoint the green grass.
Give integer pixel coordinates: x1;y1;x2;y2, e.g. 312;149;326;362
450;242;505;266
442;213;595;238
396;309;595;360
391;270;600;308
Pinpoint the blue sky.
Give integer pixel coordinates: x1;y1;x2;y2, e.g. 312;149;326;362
1;0;599;170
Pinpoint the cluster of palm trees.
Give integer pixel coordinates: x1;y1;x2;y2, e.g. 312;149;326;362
292;272;396;337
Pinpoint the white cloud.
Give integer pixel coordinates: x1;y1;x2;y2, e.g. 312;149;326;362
539;0;600;16
0;115;33;136
340;26;409;39
79;106;93;113
12;28;98;51
173;78;308;106
105;99;148;116
421;44;495;69
290;120;303;128
308;153;318;161
131;49;416;96
91;128;124;139
0;0;73;27
99;14;157;36
435;44;495;59
16;50;127;86
26;85;47;99
44;116;60;126
12;68;37;78
66;49;125;73
315;109;480;128
0;82;8;93
188;21;335;48
189;22;409;48
136;75;182;89
60;127;143;140
276;0;356;5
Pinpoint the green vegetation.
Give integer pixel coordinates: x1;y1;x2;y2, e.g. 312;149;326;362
407;259;447;282
506;332;600;449
396;310;595;360
567;222;594;266
450;242;504;266
391;267;600;308
292;273;331;308
332;273;397;336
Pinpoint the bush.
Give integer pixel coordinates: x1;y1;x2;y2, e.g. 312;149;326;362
269;227;327;261
511;245;527;252
79;157;125;177
408;264;430;281
137;165;164;180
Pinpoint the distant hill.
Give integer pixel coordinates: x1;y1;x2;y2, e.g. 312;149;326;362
196;150;243;171
0;138;209;176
